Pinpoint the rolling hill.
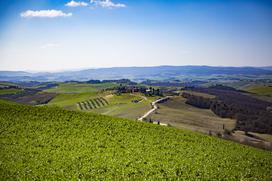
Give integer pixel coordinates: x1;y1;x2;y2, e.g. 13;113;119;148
0;100;271;179
1;66;272;82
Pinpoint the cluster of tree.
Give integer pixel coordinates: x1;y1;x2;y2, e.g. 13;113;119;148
86;79;137;85
116;85;163;96
141;80;207;87
182;92;213;109
183;86;272;134
146;87;163;96
64;79;137;85
0;85;20;89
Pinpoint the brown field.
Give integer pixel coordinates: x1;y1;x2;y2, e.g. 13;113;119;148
147;96;236;135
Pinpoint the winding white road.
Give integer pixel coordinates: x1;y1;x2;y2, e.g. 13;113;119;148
138;97;169;121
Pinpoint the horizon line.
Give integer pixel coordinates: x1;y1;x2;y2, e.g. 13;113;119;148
0;65;271;73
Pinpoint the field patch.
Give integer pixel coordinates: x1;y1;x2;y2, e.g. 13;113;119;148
0;88;23;95
246;85;272;96
147;96;236;135
77;97;109;111
44;82;116;94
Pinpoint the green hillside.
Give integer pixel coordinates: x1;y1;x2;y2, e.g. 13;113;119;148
0;100;271;180
245;85;272;96
44;82;116;94
0;88;23;95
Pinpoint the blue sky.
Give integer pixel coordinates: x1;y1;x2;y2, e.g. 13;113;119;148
0;0;272;71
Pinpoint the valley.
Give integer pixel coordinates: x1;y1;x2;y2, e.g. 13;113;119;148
1;68;272;179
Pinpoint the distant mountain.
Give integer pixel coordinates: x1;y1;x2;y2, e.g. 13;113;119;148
260;66;272;71
0;71;32;77
0;66;272;82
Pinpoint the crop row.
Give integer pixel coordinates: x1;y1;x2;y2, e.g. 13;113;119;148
77;97;109;110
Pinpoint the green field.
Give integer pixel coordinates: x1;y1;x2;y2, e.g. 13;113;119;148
0;88;22;95
48;93;99;110
245;85;272;96
92;94;154;119
147;96;236;134
0;100;271;180
75;93;155;120
44;82;116;94
44;82;159;119
47;87;154;119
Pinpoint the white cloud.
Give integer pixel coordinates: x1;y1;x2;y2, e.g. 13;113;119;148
41;43;60;49
90;0;126;9
66;1;88;7
20;10;72;18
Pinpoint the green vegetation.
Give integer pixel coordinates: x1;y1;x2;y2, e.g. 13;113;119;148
44;82;116;94
0;88;22;95
93;94;152;119
48;93;153;119
77;97;109;111
0;82;19;87
45;82;156;119
0;100;271;180
48;93;98;110
43;83;111;109
246;85;272;96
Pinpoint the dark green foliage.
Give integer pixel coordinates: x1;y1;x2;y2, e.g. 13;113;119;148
182;92;213;109
185;87;272;134
0;100;271;180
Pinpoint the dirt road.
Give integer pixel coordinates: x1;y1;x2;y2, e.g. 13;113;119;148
138;97;169;121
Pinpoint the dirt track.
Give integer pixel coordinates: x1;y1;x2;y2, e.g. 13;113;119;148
138;97;169;121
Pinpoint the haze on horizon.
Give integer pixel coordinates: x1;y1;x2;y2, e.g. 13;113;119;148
0;0;272;71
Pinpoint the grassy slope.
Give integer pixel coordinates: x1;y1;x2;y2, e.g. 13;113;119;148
0;88;22;95
45;82;112;111
147;96;236;134
93;94;154;119
44;83;116;94
245;85;272;96
46;83;155;119
0;100;271;180
48;93;98;110
48;93;153;119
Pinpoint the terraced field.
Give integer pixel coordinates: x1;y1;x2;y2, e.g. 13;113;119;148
77;97;109;111
45;82;112;110
0;100;271;180
91;94;154;120
47;86;154;120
